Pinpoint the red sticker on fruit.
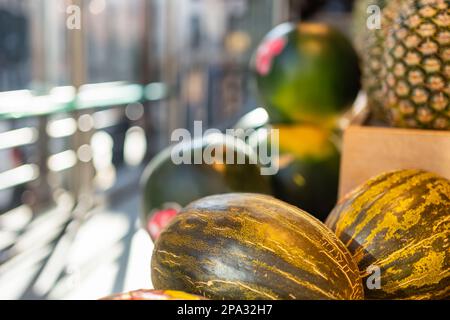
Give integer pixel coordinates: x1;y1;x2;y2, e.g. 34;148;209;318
255;36;287;76
148;207;179;240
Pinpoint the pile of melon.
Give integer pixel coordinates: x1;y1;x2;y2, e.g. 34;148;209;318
148;169;449;300
107;0;450;300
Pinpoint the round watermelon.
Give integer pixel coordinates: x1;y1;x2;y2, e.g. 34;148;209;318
252;22;361;127
248;124;340;221
141;133;272;241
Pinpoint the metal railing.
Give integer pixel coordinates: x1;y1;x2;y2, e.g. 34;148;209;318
0;81;169;214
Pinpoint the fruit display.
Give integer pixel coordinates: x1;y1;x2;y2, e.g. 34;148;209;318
326;169;450;299
141;133;272;240
252;22;361;127
140;2;449;301
381;0;450;130
352;0;407;121
248;124;340;221
100;289;205;300
152;193;364;300
4;0;450;303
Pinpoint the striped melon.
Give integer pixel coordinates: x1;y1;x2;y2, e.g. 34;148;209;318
326;169;450;299
152;193;363;300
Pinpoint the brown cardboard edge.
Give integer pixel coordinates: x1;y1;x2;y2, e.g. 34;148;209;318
339;125;450;199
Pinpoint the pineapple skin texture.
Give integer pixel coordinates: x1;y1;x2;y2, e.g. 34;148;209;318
381;0;450;130
352;0;386;120
352;0;406;121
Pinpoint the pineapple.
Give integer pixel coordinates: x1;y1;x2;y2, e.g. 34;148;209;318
353;0;387;53
382;0;450;129
352;0;405;121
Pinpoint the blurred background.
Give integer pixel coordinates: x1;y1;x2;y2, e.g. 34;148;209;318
0;0;356;299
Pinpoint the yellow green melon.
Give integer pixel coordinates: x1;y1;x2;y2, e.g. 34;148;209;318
326;169;450;299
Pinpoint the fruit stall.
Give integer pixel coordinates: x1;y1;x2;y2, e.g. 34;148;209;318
0;0;448;301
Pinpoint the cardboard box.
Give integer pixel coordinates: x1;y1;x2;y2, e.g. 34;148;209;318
339;124;450;199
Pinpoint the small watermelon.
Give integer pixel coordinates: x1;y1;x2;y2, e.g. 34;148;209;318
252;22;361;127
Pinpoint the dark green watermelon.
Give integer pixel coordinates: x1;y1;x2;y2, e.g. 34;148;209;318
141;133;272;240
252;22;361;127
248;124;340;221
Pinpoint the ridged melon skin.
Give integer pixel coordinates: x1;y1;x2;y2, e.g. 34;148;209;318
152;193;364;300
326;169;450;299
